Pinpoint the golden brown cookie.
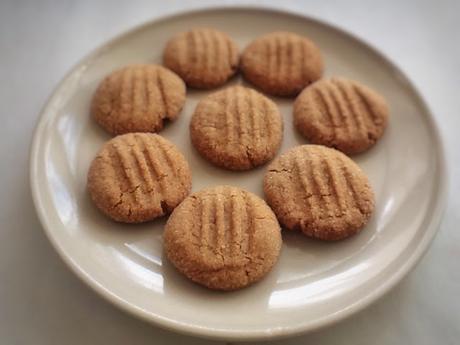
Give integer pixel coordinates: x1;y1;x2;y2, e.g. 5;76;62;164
294;78;389;154
190;85;283;170
163;28;239;89
164;185;282;290
91;64;186;135
240;31;324;97
264;145;374;240
87;133;191;223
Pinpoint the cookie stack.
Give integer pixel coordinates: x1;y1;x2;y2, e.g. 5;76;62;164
87;27;389;291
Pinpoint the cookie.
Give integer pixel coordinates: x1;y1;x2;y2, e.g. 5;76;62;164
241;31;323;97
293;78;389;154
87;133;191;223
91;64;186;135
163;28;239;88
190;85;283;170
164;185;282;290
264;145;374;240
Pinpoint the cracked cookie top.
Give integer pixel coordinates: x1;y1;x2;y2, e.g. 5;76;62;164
241;31;323;97
264;145;374;240
163;27;239;89
91;64;186;135
294;77;389;155
87;133;191;223
190;85;283;171
163;185;282;290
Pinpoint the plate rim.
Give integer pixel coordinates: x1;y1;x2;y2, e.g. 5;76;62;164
29;5;448;341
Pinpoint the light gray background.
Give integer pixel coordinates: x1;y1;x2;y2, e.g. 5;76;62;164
1;1;459;344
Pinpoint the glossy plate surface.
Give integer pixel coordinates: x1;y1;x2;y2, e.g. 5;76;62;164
30;7;446;341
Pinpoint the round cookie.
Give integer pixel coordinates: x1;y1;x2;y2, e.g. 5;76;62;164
190;85;283;170
294;78;389;154
163;28;239;89
87;133;191;223
164;185;282;291
91;64;186;135
264;145;374;240
241;31;324;97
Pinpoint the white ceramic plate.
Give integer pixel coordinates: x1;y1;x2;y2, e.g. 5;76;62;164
30;7;446;341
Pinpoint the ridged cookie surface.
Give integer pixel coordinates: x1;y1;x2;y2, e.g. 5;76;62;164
190;85;283;170
264;145;374;240
91;64;186;135
164;185;282;290
163;28;239;88
294;78;389;154
241;31;323;96
87;133;191;223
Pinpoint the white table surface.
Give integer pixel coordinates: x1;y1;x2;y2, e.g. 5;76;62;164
1;0;459;344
